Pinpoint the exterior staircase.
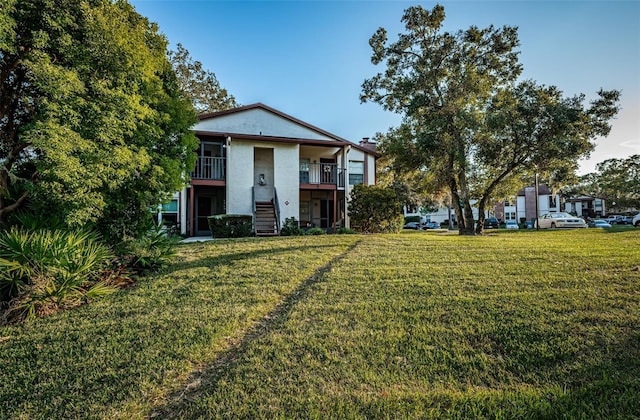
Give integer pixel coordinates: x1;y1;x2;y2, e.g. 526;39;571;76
254;201;279;236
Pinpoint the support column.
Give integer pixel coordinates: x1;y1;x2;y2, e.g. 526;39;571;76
189;186;195;237
333;189;338;233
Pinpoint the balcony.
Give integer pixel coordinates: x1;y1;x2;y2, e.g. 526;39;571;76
300;162;345;188
192;156;225;180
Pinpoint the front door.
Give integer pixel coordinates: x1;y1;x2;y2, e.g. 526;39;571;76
319;199;334;229
195;190;224;235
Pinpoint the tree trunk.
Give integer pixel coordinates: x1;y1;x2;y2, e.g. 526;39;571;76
475;199;486;235
456;167;477;235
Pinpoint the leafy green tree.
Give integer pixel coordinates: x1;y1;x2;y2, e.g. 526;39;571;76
169;43;237;114
361;5;619;234
348;184;403;234
0;0;198;239
570;155;639;210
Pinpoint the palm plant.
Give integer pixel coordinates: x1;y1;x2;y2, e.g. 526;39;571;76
0;227;116;322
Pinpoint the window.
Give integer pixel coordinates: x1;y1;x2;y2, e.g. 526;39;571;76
299;159;309;184
349;160;364;185
505;212;516;220
162;199;178;213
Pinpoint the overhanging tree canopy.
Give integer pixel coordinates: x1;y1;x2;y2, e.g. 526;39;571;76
0;0;199;239
361;4;620;234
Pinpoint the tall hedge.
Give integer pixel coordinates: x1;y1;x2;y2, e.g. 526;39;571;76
348;184;403;233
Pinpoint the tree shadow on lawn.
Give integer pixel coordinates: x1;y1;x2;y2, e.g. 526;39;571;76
528;330;640;417
166;242;350;276
149;239;362;418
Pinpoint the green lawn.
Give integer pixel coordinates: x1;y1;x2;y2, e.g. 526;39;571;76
1;230;639;418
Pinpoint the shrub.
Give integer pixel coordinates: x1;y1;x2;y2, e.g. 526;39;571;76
336;227;357;234
280;217;304;236
404;215;421;223
305;227;326;235
348;184;404;233
0;227;116;322
116;223;181;275
208;215;253;238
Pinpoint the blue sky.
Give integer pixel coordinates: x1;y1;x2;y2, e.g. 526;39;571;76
131;0;639;174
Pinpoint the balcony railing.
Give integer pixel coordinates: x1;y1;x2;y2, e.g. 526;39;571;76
192;156;225;180
300;162;345;188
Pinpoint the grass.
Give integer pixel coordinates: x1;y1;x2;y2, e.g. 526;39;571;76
1;229;639;418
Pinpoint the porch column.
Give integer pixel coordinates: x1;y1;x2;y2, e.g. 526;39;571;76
180;188;187;236
189;186;195;237
333;189;337;233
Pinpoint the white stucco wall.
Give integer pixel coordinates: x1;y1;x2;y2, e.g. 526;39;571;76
195;108;336;141
227;139;300;226
226;141;254;215
273;143;300;226
366;154;376;185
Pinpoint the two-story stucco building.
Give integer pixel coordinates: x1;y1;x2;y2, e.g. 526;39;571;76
160;103;377;237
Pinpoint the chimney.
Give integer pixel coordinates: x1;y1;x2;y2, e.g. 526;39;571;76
359;137;376;152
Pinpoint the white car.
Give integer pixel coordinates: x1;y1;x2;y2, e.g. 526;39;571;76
505;220;519;229
633;213;640;227
535;212;587;229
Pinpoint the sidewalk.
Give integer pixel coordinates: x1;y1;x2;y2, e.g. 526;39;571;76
181;236;214;243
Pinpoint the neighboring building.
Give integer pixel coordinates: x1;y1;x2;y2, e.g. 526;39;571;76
564;195;606;218
402;185;605;227
493;198;517;223
516;185;561;223
161;103;377;237
405;203;484;226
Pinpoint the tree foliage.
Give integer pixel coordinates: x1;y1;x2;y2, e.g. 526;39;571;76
169;43;237;114
566;155;640;210
0;0;198;239
348;184;403;234
362;4;620;234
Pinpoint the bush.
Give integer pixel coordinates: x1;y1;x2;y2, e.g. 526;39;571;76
0;227;116;322
208;215;253;238
116;223;180;275
305;227;326;235
336;227;357;234
404;215;421;223
348;184;404;233
280;217;304;236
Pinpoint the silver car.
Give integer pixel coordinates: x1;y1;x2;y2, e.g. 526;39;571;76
535;212;587;229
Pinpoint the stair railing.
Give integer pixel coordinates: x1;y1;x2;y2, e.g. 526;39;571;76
273;187;281;235
252;186;256;234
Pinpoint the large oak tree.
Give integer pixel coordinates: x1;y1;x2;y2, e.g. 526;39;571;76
361;5;619;234
0;0;199;239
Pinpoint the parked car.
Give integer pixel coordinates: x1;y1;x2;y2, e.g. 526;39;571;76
403;221;421;230
588;219;612;228
535;212;587;229
634;213;640;227
505;220;519;229
524;220;534;229
422;221;441;229
484;217;500;229
606;215;622;224
618;216;634;225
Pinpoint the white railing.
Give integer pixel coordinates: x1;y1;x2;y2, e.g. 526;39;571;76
300;162;345;187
